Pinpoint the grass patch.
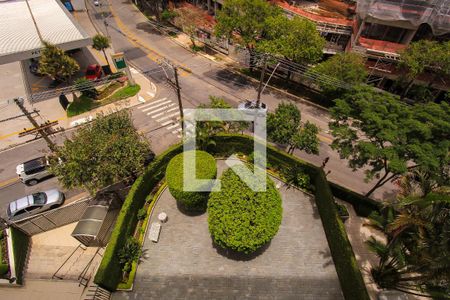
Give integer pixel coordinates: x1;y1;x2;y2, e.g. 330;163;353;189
67;95;94;117
97;82;122;100
108;84;141;103
10;228;30;284
66;84;141;118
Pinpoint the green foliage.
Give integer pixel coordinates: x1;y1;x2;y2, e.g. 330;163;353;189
329;86;450;197
207;166;282;254
367;192;450;297
267;103;320;155
215;0;280;48
10;227;30;285
92;34;111;66
310;52;367;95
66;95;94;117
109;84;141;102
94;143;183;291
74;77;98;98
118;237;141;267
166;150;217;211
137;207;147;221
280;164;311;191
49;110;151;194
329;183;381;217
161;9;177;22
0;264;8;275
256;15;324;64
38;41;79;82
313;170;370;300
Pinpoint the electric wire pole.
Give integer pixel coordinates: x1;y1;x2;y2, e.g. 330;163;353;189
13;97;57;151
158;59;184;135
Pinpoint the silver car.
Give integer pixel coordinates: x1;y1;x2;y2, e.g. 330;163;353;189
7;189;65;220
16;156;52;186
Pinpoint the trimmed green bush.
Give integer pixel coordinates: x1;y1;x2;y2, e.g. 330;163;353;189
166;150;217;211
314;170;370;300
10;227;30;285
208;166;282;254
330;182;382;217
94;143;183;291
0;264;8;275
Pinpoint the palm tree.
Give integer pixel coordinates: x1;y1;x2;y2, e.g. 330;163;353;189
92;34;111;68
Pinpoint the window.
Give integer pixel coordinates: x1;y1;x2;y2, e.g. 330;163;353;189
32;192;47;205
26;206;41;212
14;209;27;217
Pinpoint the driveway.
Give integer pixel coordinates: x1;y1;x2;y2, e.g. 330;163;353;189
114;162;343;299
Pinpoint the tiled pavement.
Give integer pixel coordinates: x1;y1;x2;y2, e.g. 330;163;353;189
113;161;343;299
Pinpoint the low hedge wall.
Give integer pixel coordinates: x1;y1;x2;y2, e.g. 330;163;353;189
10;227;30;285
330;183;382;217
94;143;183;291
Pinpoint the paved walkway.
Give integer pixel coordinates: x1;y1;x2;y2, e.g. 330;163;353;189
114;161;343;299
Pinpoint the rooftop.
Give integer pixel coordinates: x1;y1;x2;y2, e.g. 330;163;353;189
0;0;91;65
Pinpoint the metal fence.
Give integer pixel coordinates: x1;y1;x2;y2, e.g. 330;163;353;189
10;197;91;236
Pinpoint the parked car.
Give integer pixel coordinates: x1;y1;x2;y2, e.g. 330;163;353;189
93;0;99;6
7;189;65;220
16;156;52;186
238;100;268;115
85;64;102;80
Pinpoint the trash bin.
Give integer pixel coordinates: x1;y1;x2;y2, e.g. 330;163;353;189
59;94;70;110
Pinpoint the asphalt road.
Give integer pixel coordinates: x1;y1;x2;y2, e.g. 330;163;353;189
0;0;397;215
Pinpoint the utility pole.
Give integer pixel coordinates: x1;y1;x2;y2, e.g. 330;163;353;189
158;59;184;135
256;55;267;107
13;97;57;152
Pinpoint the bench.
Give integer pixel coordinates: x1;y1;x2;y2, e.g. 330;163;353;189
149;222;161;242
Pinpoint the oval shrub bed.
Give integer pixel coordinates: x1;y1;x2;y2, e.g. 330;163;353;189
207;166;282;254
166;150;217;211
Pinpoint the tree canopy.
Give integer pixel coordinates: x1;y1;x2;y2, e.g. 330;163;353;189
267;102;320;155
256;15;325;64
310;52;367;95
207;166;282;254
38;41;79;82
329;86;450;197
92;34;111;67
215;0;280;49
49;110;151;194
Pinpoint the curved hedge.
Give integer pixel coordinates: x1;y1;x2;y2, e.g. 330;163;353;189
208;166;282;254
166;150;217;211
94;143;183;291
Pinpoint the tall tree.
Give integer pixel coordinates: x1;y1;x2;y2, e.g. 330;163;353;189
215;0;280;69
38;41;79;83
329;86;450;197
172;7;206;49
268;102;319;155
256;15;325;64
49;110;151;194
92;34;111;68
310;52;367;95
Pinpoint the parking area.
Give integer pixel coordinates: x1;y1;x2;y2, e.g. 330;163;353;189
114;161;343;299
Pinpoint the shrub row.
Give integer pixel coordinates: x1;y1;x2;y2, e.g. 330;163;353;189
94;143;183;291
10;227;30;285
329;183;382;217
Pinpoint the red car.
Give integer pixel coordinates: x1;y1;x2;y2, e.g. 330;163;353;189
85;64;102;80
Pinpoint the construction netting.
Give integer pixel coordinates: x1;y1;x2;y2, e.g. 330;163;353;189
357;0;450;36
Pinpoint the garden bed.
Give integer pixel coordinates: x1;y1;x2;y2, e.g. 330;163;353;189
67;83;141;117
0;230;9;279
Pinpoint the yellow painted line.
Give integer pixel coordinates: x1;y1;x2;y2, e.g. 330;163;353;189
318;133;333;144
0;117;67;141
0;177;20;189
109;4;192;75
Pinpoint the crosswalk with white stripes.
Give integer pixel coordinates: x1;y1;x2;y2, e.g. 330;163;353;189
137;97;182;138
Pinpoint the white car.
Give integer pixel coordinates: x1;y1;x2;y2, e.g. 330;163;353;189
238;100;268;115
94;0;99;6
7;189;65;220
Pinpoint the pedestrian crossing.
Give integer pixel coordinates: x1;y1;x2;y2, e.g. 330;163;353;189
137;97;182;138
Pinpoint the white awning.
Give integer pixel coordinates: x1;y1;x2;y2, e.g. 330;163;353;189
0;0;92;65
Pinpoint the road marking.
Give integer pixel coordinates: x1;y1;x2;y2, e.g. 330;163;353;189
0;177;20;189
167;123;180;130
138;95;145;103
171;128;182;134
137;97;167;109
156;112;179;122
147;104;176;117
141;100;172;112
